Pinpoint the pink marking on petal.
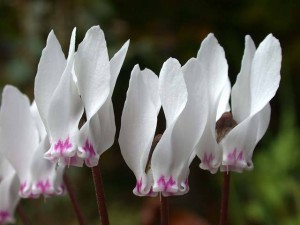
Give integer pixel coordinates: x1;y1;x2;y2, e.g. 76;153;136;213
19;181;27;193
157;176;176;192
227;148;244;165
136;178;142;194
203;152;214;169
54;137;73;156
36;179;51;194
83;139;96;157
0;211;10;223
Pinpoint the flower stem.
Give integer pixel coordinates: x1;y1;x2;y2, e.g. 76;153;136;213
219;172;231;225
17;204;30;225
63;173;87;225
160;193;169;225
91;165;109;225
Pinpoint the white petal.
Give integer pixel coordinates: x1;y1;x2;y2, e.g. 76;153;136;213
30;101;47;140
34;30;66;132
220;104;270;172
0;85;39;185
0;170;19;224
250;34;281;116
217;77;231;120
231;35;256;123
109;40;130;94
45;32;84;165
30;136;65;197
75;25;111;119
197;33;229;105
195;34;228;173
118;65;160;196
152;58;208;195
159;58;187;127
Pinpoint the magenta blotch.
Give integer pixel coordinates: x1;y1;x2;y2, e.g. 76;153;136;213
0;211;10;223
227;148;244;165
157;176;176;192
54;137;73;156
36;179;51;194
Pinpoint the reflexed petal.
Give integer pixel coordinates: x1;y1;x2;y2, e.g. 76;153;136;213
30;136;65;197
74;25;111;120
0;169;19;224
45;31;84;165
152;58;208;195
195;34;228;173
30;101;47;141
0;85;39;185
255;103;271;143
219;104;270;172
119;65;160;196
197;33;228;105
109;40;130;93
217;77;231;120
250;34;281;116
231;35;256;123
34;30;66;131
159;58;187;127
77;40;129;166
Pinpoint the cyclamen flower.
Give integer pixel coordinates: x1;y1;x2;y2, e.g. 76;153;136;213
195;34;281;173
34;26;129;167
119;57;208;196
0;85;65;198
0;155;19;224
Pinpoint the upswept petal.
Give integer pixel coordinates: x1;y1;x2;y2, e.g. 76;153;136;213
0;86;39;189
196;33;228;105
77;39;129;167
217;77;231;120
74;25;111;120
152;58;208;195
109;40;130;93
30;136;65;197
231;35;256;123
119;65;160;196
30;101;47;140
195;34;228;173
44;29;84;166
0;159;19;224
158;58;188;127
220;104;270;172
249;34;281;116
34;30;67;132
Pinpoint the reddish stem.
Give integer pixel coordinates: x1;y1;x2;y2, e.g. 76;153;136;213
91;165;109;225
63;173;87;225
219;172;231;225
17;204;30;225
160;193;169;225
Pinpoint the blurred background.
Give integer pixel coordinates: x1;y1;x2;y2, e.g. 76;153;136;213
0;0;300;224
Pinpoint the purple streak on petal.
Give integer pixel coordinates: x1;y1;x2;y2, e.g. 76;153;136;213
36;179;51;194
54;137;73;156
227;148;244;165
0;211;10;223
157;176;176;192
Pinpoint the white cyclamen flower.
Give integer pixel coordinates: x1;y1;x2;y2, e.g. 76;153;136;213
119;57;208;196
35;26;129;167
195;34;281;173
0;85;65;198
0;155;19;224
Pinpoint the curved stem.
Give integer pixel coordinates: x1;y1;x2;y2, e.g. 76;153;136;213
17;204;30;225
63;173;87;225
91;165;109;225
160;193;169;225
219;172;231;225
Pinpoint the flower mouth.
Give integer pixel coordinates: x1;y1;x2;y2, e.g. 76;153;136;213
215;112;237;143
